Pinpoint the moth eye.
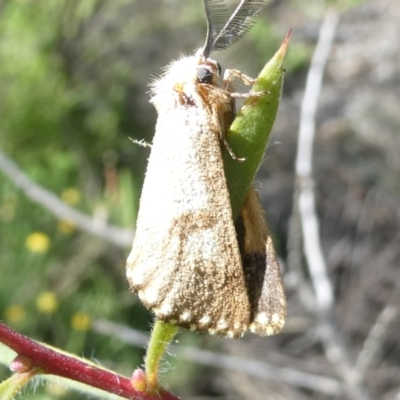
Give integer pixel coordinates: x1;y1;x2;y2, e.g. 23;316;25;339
196;67;213;84
216;63;222;76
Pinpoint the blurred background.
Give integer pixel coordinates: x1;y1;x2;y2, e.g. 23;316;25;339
1;0;399;399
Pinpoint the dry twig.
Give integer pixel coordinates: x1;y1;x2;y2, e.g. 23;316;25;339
293;9;371;400
0;149;134;248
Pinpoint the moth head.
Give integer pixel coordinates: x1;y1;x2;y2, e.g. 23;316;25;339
149;53;206;109
196;61;221;84
195;51;222;87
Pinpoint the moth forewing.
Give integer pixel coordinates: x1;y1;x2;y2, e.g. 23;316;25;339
126;0;286;339
236;188;286;336
126;53;251;339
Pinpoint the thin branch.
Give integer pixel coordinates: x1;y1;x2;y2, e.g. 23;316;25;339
0;322;178;400
93;320;150;348
0;149;134;248
93;319;344;396
355;304;397;381
354;271;400;383
294;9;371;400
287;197;316;313
296;9;339;312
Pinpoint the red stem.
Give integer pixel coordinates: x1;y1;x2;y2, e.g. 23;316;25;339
0;323;179;400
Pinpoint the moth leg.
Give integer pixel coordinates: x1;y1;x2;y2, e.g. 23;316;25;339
129;137;152;148
221;85;266;160
224;69;268;98
222;136;246;162
223;68;256;88
231;91;267;99
220;69;266;162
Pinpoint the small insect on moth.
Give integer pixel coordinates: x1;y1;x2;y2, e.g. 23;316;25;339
126;0;286;338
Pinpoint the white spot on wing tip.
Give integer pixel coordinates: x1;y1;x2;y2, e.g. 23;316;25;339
217;319;228;330
153;302;173;318
159;302;173;316
128;267;145;286
271;313;281;324
139;287;157;306
180;311;191;322
250;323;275;337
255;312;269;324
199;315;211;326
266;326;275;336
233;321;242;330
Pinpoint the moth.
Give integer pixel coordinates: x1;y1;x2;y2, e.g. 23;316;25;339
126;0;286;339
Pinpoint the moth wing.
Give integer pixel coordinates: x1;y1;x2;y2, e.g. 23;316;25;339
236;187;286;336
126;90;251;338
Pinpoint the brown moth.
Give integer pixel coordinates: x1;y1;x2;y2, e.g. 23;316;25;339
126;0;286;339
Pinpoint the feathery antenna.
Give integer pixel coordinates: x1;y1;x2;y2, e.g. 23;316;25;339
202;0;266;59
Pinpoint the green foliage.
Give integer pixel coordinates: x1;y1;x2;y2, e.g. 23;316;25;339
0;2;145;397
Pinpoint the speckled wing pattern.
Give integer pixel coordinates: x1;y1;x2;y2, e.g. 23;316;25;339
126;66;251;338
235;188;286;336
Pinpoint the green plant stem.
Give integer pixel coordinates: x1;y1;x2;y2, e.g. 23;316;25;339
0;372;35;400
144;321;179;390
